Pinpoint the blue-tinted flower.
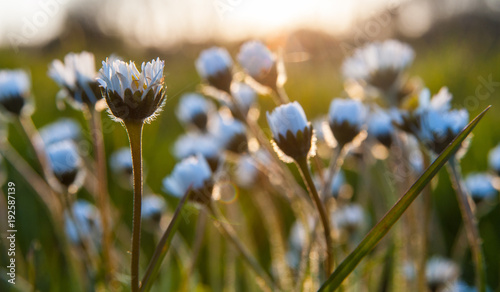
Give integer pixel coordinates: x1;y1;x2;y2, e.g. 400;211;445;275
141;194;167;223
173;133;222;172
98;57;165;122
464;173;496;202
65;199;102;246
328;98;366;146
176;93;215;131
196;47;233;93
237;41;277;89
235;151;271;187
210;114;247;154
488;144;500;176
266;101;314;162
48;51;102;108
425;257;459;292
419;108;468;154
39;118;81;146
230;82;257;118
0;69;31;116
342;40;414;92
163;154;213;204
109;147;133;175
367;109;394;148
46;140;85;188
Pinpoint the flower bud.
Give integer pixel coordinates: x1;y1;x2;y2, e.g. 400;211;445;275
328;98;366;146
229;82;257;119
110;147;133;176
39;118;82;146
425;257;459;292
173;133;222;172
237;41;277;90
0;69;31;117
196;47;233;93
464;173;496;203
141;194;167;224
210;114;248;154
65;200;102;247
162;154;214;204
266;101;314;162
176;93;215;131
367;109;394;148
419;108;468;154
488;144;500;176
46;140;85;189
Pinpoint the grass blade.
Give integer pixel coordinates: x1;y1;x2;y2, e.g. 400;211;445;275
140;189;191;292
319;105;491;291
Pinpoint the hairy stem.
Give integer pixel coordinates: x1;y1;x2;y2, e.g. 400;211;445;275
124;120;144;292
296;157;334;276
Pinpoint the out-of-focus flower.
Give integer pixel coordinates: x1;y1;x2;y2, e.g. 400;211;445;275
367;109;394;148
237;41;277;90
48;51;102;108
173;133;222;172
141;194;167;223
210;114;247;154
328;98;366;146
98;57;165;122
229;82;257;118
235;151;271;187
331;204;364;233
464;173;496;202
65;199;102;246
109;147;133;176
425;257;459;292
196;47;233;93
39;118;81;146
162;154;213;204
266;101;314;162
176;93;214;131
315;169;345;198
488;144;500;176
0;69;31;117
419;108;468;154
342;40;414;93
46;140;85;189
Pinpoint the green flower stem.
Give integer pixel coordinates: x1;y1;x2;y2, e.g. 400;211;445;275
296;156;334;276
207;201;278;292
448;157;486;292
87;109;114;283
140;186;191;292
124;120;144;292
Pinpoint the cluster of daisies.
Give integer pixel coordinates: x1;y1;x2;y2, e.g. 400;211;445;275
0;38;497;291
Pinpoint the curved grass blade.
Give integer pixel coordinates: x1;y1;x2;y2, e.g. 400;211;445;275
140;188;191;292
319;105;491;291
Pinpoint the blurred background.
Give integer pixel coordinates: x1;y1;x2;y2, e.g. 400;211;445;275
1;0;500;291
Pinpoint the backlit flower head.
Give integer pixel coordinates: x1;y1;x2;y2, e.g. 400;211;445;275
328;98;366;146
229;82;257;118
464;173;496;203
237;41;277;89
141;194;167;223
425;257;459;292
39;118;81;146
65;199;102;246
266;101;315;162
162;154;213;204
48;51;102;108
173;133;222;172
176;93;215;131
0;69;31;117
196;47;233;93
419;108;469;154
488;144;500;176
367;109;394;148
98;57;166;123
342;40;414;92
46;140;85;190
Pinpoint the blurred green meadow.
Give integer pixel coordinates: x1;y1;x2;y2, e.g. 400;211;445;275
1;16;500;291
